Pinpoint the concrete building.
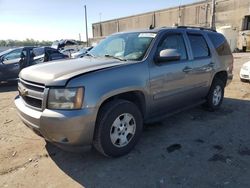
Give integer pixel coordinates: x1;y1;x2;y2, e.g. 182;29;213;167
92;0;250;51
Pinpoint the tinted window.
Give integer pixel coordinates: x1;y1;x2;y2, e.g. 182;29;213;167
158;34;187;60
208;34;231;56
3;49;22;60
32;48;45;57
188;34;210;59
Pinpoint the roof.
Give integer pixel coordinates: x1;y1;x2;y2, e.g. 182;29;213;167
111;26;217;36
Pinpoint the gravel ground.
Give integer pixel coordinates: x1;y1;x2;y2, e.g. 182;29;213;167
0;53;250;188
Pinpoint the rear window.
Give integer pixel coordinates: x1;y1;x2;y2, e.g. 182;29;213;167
208;34;231;56
188;34;210;59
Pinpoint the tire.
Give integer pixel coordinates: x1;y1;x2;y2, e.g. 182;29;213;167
240;78;248;83
205;78;225;111
93;99;143;157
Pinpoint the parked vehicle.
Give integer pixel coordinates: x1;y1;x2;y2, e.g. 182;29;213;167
60;48;77;58
71;47;93;59
0;47;68;83
51;39;78;50
240;61;250;82
31;47;68;64
15;27;233;157
0;47;35;82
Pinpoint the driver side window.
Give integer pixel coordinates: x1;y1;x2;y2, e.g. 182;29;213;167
158;34;187;60
3;49;22;61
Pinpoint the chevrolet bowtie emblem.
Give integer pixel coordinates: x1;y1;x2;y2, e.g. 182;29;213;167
20;88;28;97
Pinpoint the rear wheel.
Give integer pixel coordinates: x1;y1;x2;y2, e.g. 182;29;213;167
93;100;143;157
205;78;225;111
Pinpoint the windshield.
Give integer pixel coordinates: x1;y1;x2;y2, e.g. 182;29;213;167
88;32;156;61
0;49;13;56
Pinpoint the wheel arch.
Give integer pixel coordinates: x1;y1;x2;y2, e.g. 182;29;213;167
97;90;147;119
212;71;228;87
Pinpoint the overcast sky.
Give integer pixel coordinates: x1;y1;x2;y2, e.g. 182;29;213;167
0;0;201;41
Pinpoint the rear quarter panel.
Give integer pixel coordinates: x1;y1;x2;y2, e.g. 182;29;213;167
205;32;234;86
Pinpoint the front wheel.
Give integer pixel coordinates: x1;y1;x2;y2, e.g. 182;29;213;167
205;78;225;111
240;78;249;83
93;100;143;157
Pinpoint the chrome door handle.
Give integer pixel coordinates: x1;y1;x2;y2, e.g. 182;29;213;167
183;66;193;73
209;62;215;67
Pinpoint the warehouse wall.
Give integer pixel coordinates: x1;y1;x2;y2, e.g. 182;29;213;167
92;0;250;39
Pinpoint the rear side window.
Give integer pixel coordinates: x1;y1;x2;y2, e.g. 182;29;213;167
188;34;210;59
208;34;231;56
32;48;44;57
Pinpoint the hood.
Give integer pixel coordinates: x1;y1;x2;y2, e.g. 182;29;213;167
243;61;250;67
19;57;128;86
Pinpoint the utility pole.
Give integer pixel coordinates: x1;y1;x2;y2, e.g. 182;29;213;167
84;5;89;47
205;0;209;28
178;0;182;26
99;12;103;37
210;0;216;30
79;33;81;42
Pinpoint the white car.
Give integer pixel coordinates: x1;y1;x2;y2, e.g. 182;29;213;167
240;61;250;82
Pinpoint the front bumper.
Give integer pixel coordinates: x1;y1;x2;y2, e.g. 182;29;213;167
240;69;250;80
15;96;97;148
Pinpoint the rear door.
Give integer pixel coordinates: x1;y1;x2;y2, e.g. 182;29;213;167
186;32;214;100
149;31;195;117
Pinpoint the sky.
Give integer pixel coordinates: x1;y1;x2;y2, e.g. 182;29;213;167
0;0;202;41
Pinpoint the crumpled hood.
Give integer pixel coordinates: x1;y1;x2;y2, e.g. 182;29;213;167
19;57;127;86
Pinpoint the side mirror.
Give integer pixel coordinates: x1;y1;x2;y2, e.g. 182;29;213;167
157;49;181;63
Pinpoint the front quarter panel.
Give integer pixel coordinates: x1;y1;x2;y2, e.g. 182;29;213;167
66;62;150;115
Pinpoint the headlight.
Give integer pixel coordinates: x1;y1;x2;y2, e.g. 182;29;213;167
48;87;84;110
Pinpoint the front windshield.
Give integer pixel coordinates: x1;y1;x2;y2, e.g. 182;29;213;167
0;49;12;56
88;32;156;61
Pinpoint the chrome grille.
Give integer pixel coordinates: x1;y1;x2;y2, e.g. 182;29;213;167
241;75;249;79
18;79;45;110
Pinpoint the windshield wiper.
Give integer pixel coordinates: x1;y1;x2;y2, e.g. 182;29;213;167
85;53;95;57
104;54;127;61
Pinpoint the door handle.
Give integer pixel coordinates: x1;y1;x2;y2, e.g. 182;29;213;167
183;66;193;73
209;62;215;67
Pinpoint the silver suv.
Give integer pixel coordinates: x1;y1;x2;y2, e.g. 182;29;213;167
15;27;233;157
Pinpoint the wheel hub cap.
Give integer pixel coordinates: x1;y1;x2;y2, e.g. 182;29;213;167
212;85;222;106
110;113;136;148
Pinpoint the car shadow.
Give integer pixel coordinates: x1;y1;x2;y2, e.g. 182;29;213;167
46;97;250;187
0;81;18;92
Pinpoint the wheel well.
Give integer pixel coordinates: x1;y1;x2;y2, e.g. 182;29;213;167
214;71;228;87
98;91;146;118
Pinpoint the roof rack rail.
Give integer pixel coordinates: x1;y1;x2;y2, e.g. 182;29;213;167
177;26;217;32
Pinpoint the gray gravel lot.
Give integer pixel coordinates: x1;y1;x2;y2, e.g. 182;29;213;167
0;53;250;188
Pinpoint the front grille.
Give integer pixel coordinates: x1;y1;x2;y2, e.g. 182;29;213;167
241;75;249;79
22;96;43;109
18;79;45;110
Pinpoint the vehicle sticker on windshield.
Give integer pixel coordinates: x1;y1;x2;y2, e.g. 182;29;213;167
138;33;157;38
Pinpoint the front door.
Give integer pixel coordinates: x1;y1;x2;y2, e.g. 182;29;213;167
149;32;195;117
1;48;22;81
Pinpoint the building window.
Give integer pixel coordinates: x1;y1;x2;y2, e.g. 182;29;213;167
243;16;250;30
